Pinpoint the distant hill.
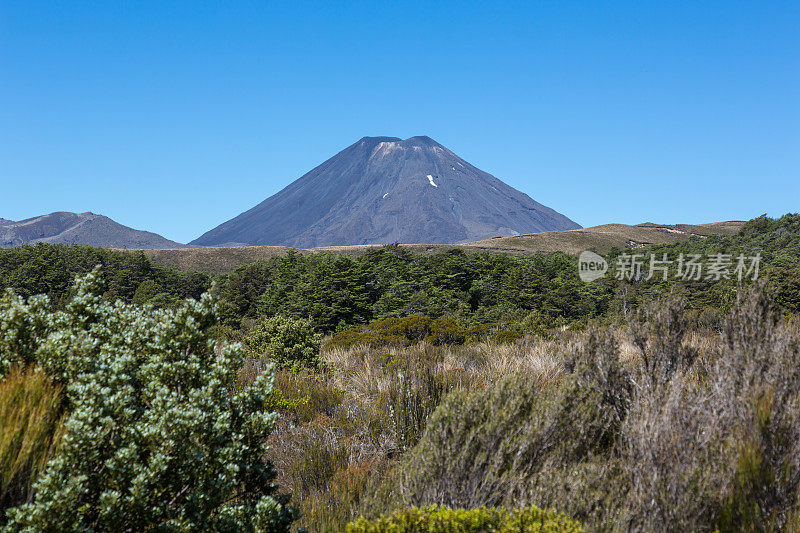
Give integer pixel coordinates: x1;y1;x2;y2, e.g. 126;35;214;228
0;218;13;225
192;136;581;247
462;221;745;255
0;212;187;249
142;221;745;274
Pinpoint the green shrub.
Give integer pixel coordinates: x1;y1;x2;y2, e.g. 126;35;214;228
247;315;323;371
395;351;628;514
330;316;433;349
0;269;297;531
210;322;246;344
516;310;550;337
424;317;465;346
346;505;582;532
463;322;497;341
386;326;632;526
488;330;524;344
0;292;51;376
263;387;310;413
390;315;432;342
395;375;560;509
330;316;513;349
272;371;344;424
131;279;161;305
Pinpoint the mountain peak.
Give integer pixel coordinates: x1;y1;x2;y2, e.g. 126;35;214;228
192;137;580;247
358;136;402;146
401;135;441;148
358;135;443;149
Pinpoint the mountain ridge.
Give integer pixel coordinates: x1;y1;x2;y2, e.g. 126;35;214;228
0;212;187;249
192;136;581;247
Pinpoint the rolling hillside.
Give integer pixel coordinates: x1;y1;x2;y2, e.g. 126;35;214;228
140;220;744;273
0;212;186;249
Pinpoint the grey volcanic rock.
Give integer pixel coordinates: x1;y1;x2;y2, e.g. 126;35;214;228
192;136;581;247
0;212;186;249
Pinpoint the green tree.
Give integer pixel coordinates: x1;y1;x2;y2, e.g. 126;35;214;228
246;315;322;371
131;278;161;305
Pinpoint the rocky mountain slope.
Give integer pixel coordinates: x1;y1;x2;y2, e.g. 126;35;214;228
0;212;186;249
192;136;581;247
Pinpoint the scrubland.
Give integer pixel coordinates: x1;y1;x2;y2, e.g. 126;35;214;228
2;214;799;531
256;289;800;531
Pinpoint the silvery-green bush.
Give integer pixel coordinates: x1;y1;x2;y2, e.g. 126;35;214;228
0;268;297;531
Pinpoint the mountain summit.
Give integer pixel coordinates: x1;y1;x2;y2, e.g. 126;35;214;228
192;136;581;247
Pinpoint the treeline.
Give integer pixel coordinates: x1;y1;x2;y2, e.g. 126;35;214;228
0;214;797;333
216;247;614;331
0;244;210;305
638;213;800;312
216;214;800;332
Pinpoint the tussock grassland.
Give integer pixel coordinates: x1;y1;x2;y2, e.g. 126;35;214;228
265;337;581;531
0;367;65;512
261;287;800;532
137;221;744;274
464;221;744;255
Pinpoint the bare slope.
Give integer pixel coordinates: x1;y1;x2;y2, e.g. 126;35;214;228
191;136;581;247
462;221;744;254
0;212;187;249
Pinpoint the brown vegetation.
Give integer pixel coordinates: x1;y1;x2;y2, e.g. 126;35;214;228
253;285;800;531
135;221;744;273
0;367;65;512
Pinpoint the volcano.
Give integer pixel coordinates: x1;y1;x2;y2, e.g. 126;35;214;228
192;136;581;247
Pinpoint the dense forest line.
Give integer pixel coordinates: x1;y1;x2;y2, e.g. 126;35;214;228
0;244;210;305
0;214;797;336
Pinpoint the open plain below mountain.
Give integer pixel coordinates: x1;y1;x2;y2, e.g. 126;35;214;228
139;220;744;274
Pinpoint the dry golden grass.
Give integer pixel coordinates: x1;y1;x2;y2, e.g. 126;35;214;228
265;337;581;531
321;338;569;402
464;221;744;255
132;221;745;273
0;366;65;510
317;327;724;413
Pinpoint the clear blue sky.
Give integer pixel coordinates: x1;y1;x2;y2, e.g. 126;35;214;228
2;1;798;243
